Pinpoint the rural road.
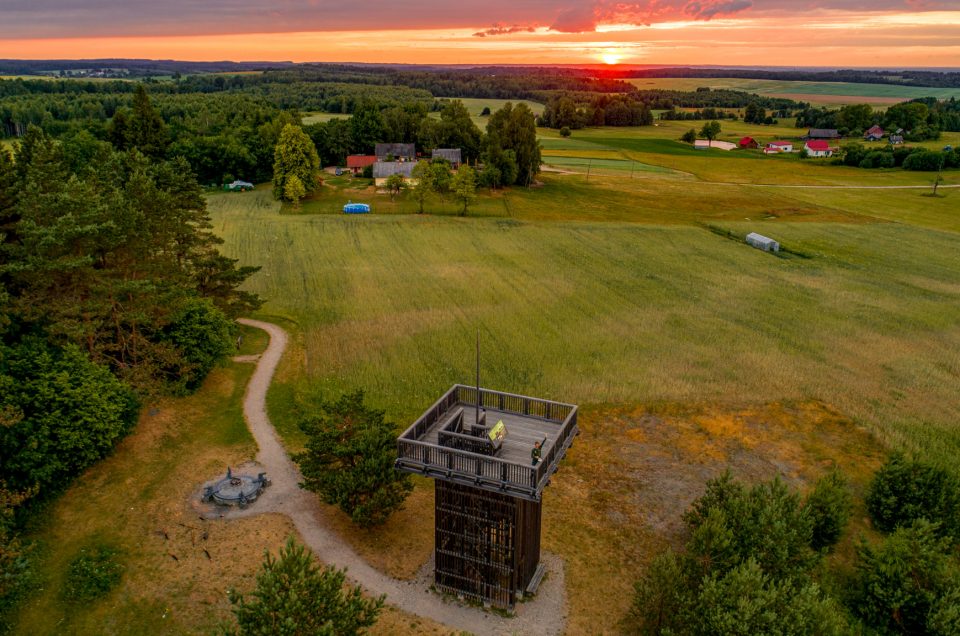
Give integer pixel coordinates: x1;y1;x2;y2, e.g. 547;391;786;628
226;318;568;636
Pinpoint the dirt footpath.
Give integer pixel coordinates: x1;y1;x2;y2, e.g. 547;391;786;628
225;318;568;635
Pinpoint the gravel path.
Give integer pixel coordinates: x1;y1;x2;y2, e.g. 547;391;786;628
225;318;568;635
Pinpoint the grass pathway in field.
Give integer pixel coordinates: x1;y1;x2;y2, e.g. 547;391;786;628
227;318;568;636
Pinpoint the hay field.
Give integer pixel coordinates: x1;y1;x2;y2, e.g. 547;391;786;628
207;179;960;467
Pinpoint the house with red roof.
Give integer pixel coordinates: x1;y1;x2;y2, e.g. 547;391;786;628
346;155;377;174
804;140;834;157
738;136;760;149
864;125;885;141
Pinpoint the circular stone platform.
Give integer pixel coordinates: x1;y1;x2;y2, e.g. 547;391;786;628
202;467;270;508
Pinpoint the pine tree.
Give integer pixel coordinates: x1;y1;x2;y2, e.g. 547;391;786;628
127;85;168;159
294;391;412;527
229;537;383;636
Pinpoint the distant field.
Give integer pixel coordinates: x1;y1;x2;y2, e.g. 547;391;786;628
304;97;543;128
301;112;351;124
628;77;960;107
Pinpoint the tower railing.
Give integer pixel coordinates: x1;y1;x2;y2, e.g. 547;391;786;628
396;385;578;500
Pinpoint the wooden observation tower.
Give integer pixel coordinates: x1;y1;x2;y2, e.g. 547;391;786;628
396;385;579;608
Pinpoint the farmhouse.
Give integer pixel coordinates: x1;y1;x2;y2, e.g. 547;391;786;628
373;160;416;186
864;125;885;141
431;148;463;168
804;140;833;157
396;385;579;609
375;143;416;161
807;128;841;140
764;141;794;154
738;136;760;149
345;155;376;174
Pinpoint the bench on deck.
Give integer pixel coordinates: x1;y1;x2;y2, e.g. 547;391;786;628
438;408;503;456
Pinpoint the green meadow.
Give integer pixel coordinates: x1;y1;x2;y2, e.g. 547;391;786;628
208;131;960;468
628;77;960;106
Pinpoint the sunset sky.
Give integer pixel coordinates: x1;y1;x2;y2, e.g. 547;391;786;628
2;1;958;67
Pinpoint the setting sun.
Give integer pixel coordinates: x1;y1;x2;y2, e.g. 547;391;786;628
600;51;622;65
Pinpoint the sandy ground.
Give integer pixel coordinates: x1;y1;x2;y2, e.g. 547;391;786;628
220;318;568;635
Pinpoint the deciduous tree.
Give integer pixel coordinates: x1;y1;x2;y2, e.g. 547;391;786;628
452;165;477;216
410;160;434;214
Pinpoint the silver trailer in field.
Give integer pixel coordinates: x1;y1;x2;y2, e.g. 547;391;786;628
746;232;780;252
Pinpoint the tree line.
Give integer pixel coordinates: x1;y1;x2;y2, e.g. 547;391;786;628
0;89;260;621
796;99;960;139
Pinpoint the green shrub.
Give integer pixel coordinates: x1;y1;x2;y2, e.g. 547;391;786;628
0;341;140;496
805;471;852;551
559;126;571;138
903;149;946;171
64;543;124;601
859;151;895;169
162;297;235;393
865;453;960;537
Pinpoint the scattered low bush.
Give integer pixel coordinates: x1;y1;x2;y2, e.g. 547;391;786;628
64;543;125;602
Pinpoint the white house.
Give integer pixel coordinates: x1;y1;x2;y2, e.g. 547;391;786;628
804;140;833;158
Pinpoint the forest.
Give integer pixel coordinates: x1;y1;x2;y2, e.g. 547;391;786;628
0;89;261;619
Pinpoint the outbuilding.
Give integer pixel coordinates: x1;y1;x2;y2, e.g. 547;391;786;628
346;155;377;175
807;128;841;140
431;148;463;168
738;136;760;149
375;143;416;161
746;232;780;252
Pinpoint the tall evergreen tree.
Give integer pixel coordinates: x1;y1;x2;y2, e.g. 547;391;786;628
126;85;168;159
272;124;320;201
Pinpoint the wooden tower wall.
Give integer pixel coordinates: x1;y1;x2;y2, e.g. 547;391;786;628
434;480;542;608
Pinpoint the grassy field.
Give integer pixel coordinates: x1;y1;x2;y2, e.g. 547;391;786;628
628;77;960;107
203;165;960;631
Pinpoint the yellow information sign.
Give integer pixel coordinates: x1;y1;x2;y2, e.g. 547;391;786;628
488;420;506;443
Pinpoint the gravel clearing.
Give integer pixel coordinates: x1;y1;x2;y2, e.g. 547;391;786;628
221;318;568;635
